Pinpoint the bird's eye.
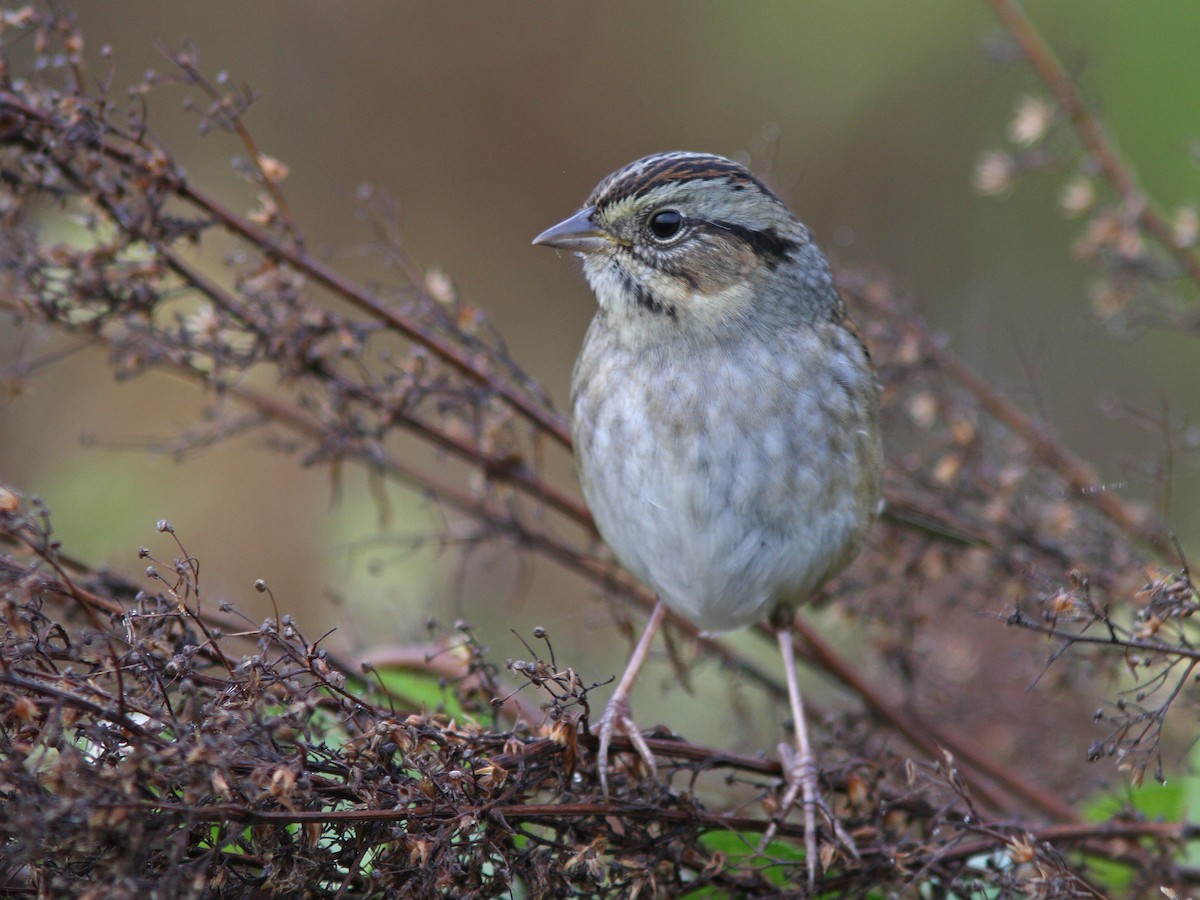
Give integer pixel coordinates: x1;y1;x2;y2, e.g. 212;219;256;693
648;209;683;241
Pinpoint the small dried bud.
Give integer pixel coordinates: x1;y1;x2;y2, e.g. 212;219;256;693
950;419;976;446
474;764;508;790
9;696;38;724
185;304;221;341
932;453;962;485
1115;225;1145;260
270;767;297;797
1008;95;1053;146
905;392;937;428
846;769;869;808
974;151;1014;196
211;772;231;801
1090;281;1131;319
1006;834;1037;865
1174;206;1198;248
425;267;455;305
1059;177;1095;217
257;153;289;184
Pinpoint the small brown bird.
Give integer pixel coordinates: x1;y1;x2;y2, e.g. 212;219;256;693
534;151;883;885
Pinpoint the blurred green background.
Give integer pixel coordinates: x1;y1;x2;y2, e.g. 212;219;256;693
2;2;1199;780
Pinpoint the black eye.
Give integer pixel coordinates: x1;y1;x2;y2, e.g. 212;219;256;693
648;209;683;241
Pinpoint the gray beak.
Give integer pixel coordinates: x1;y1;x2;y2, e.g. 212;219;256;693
532;206;614;253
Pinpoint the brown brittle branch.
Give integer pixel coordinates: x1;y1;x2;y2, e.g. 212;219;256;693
88;792;1200;885
839;269;1175;562
0;86;571;448
931;339;1174;557
168;49;303;245
175;175;572;444
787;615;1079;823
940;817;1200;879
986;0;1200;288
1004;554;1200;787
1007;609;1200;663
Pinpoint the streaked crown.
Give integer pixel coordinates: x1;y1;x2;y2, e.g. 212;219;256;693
586;151;783;210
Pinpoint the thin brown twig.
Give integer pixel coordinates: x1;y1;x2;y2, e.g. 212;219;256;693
930;339;1174;559
840;268;1174;561
114;233;588;525
986;0;1200;287
943;817;1200;864
174;178;574;447
168;52;302;246
0;89;571;449
1007;609;1200;661
787;616;1079;823
110;794;1200;857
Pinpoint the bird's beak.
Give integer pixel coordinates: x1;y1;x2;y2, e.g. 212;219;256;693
532;206;613;253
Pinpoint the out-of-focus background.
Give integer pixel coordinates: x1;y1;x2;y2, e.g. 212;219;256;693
3;3;1199;776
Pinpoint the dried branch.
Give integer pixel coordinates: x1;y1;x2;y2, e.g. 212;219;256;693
986;0;1200;288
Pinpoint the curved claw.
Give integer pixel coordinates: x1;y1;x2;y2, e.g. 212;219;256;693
596;692;657;799
759;744;859;888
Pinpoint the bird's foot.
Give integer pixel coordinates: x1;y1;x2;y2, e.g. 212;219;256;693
759;742;859;889
595;692;657;799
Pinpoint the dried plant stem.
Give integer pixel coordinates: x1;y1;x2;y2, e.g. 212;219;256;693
788;616;1079;823
987;0;1200;287
0;89;571;447
930;337;1173;558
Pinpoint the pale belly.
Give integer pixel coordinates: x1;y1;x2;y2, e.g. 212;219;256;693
572;325;880;633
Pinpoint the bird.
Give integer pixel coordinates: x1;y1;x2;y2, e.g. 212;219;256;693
533;151;883;887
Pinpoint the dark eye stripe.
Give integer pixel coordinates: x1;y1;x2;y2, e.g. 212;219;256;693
624;218;793;281
708;221;798;269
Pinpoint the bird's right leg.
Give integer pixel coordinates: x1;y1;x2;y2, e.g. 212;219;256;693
595;600;667;798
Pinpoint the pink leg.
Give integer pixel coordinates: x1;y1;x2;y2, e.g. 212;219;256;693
595;600;667;798
764;625;858;889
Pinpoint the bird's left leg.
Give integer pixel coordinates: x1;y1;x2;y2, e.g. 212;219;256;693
762;624;859;889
